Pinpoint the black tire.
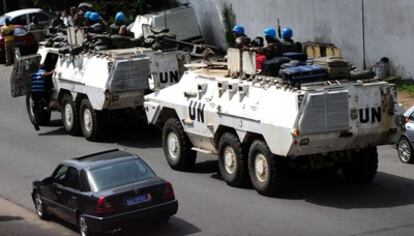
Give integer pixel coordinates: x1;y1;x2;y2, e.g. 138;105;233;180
341;147;378;183
79;98;105;141
218;132;249;187
248;140;289;196
34;192;50;220
397;137;414;164
162;118;196;171
78;214;96;236
61;94;81;135
26;95;51;126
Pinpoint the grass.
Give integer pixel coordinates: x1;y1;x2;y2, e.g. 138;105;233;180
397;80;414;96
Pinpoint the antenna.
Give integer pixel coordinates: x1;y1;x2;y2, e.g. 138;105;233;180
277;18;282;39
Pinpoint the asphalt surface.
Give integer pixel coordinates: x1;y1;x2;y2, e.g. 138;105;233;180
1;65;414;236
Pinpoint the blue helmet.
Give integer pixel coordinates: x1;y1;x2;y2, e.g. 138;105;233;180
232;25;244;35
263;27;276;39
282;27;293;40
89;12;100;23
115;12;125;24
84;11;91;20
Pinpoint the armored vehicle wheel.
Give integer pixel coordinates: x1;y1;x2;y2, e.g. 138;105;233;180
61;94;80;135
248;140;289;196
341;147;378;183
397;137;414;164
218;133;249;187
80;98;105;141
26;95;51;126
162;118;196;171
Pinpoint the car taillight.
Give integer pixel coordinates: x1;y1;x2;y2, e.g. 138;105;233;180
96;196;113;214
163;182;175;200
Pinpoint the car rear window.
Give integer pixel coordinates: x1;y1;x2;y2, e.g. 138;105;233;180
13;27;27;36
88;159;156;192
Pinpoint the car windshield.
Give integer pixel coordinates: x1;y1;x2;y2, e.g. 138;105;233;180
0;15;9;25
88;159;156;192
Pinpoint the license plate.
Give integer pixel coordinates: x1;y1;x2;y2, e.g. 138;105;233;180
125;193;151;206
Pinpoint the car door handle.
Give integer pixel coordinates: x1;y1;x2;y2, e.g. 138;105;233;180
70;196;77;200
56;190;62;195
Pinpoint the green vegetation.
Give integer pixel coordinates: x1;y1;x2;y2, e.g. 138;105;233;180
397;80;414;96
221;3;236;47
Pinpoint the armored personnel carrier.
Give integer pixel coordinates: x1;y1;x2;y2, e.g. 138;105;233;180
10;28;190;141
144;49;404;196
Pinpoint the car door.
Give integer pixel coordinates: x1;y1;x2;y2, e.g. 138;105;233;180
10;54;41;97
58;166;82;225
406;112;414;141
39;165;68;216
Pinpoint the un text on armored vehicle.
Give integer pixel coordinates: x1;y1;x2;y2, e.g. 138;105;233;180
10;27;190;141
144;49;404;196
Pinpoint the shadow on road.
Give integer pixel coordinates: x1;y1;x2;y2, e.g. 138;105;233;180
280;171;414;209
52;215;200;236
0;215;23;222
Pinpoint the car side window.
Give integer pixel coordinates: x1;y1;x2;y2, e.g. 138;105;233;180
62;167;81;190
29;13;49;22
53;165;69;183
409;112;414;122
11;15;27;25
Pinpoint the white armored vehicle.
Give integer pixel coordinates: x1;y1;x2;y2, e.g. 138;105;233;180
10;35;189;141
144;49;404;196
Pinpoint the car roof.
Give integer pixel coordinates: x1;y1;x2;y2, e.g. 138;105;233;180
4;8;45;18
61;149;140;170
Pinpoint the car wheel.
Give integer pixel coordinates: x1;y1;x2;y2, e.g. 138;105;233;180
248;140;289;196
397;137;414;164
80;98;105;141
341;147;378;183
218;132;249;187
78;214;96;236
26;95;51;125
162;118;196;171
61;94;81;135
34;192;50;220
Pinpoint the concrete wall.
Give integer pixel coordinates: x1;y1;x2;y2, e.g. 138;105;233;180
179;0;414;79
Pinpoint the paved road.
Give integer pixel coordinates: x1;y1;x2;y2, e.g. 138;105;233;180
1;65;414;236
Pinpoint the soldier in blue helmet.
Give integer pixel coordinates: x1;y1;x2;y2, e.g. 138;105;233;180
251;27;283;60
88;12;106;34
232;25;251;49
281;27;302;53
109;12;131;36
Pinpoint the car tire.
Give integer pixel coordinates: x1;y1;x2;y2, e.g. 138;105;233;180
397;137;414;164
248;140;289;196
162;118;196;171
80;98;105;141
61;94;81;135
218;132;249;187
78;214;96;236
26;95;51;126
341;147;378;183
34;192;50;220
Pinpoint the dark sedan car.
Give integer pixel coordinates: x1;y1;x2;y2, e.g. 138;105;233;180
31;149;178;236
